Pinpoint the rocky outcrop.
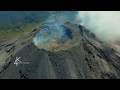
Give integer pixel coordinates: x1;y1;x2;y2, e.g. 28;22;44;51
5;43;15;53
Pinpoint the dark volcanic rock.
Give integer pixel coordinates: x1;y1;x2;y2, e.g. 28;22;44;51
5;43;15;53
0;22;120;79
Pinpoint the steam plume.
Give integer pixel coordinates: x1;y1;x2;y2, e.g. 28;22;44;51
76;11;120;42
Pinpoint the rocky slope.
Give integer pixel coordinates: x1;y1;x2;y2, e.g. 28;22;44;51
0;22;120;79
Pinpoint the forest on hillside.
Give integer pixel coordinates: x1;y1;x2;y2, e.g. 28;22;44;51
0;11;78;36
0;11;50;31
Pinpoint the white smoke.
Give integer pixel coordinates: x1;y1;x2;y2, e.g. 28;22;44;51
33;14;74;51
76;11;120;42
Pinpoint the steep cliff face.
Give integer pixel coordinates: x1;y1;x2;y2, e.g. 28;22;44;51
0;22;120;79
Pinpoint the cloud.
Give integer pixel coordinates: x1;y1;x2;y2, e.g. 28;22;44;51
76;11;120;42
33;14;74;51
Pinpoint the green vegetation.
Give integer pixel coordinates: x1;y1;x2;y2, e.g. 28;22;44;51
0;11;50;36
0;22;37;36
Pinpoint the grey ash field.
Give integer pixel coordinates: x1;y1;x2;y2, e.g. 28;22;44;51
0;21;120;79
